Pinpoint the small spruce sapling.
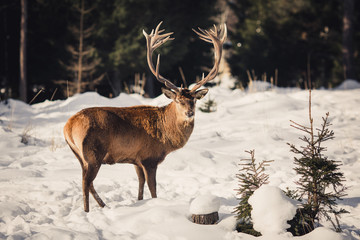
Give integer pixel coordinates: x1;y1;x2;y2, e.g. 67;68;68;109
234;150;273;236
199;95;217;113
287;89;348;233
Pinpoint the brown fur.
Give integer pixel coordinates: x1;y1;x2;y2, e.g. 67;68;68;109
64;89;207;212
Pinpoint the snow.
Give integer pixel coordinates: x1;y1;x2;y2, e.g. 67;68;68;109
0;80;360;239
248;185;298;236
247;80;273;92
335;79;360;90
189;194;220;214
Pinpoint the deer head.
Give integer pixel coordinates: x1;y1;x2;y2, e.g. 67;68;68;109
143;22;227;120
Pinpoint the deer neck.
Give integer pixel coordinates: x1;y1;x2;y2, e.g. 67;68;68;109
162;102;194;150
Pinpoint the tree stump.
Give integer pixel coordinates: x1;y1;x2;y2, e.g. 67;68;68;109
190;194;220;225
191;212;219;225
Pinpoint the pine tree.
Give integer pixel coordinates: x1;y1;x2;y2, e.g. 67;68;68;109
199;95;217;113
55;0;104;96
234;150;273;236
287;90;348;233
343;0;355;79
228;0;345;88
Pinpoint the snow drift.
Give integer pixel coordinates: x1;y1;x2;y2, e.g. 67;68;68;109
0;80;359;239
249;185;298;236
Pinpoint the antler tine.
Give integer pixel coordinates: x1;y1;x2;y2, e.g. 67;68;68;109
192;29;213;43
221;24;227;43
154;21;163;34
191;23;227;92
210;24;217;35
193;28;210;39
152;34;173;50
143;22;178;92
156;54;161;80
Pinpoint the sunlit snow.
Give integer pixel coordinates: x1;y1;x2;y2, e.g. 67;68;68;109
0;80;359;239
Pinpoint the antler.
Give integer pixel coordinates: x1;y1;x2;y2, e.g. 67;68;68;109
143;22;179;92
191;24;227;92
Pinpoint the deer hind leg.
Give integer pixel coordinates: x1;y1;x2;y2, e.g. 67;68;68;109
135;165;145;200
82;163;103;212
67;146;92;211
82;166;90;212
90;182;105;208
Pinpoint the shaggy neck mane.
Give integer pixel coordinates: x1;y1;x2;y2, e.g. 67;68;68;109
161;102;194;150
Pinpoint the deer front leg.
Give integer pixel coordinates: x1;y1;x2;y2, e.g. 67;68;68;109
135;165;145;200
142;163;158;198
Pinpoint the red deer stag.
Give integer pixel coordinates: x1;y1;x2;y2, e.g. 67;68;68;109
64;22;227;212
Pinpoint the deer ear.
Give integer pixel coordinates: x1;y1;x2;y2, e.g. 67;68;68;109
162;88;177;100
194;88;209;100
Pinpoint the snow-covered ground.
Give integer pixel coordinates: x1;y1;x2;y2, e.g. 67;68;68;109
0;80;359;240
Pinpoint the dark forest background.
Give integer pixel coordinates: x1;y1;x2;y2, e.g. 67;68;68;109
0;0;359;103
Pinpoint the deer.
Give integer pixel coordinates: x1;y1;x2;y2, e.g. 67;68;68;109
63;22;227;212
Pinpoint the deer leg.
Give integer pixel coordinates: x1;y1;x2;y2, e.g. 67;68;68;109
82;163;103;212
135;165;145;200
90;183;105;208
143;164;158;198
82;166;90;212
68;146;92;211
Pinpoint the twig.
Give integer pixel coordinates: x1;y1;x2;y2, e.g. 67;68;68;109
29;88;44;105
246;70;253;82
141;73;146;96
67;80;69;98
50;88;58;101
178;67;187;88
105;72;117;96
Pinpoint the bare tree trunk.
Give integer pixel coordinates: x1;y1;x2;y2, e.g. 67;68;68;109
77;0;84;93
20;0;27;102
342;0;355;79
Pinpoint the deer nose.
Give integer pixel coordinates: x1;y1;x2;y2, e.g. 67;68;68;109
186;111;194;118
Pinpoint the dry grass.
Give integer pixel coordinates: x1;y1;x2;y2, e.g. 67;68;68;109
50;131;63;152
5;103;16;132
21;123;34;145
